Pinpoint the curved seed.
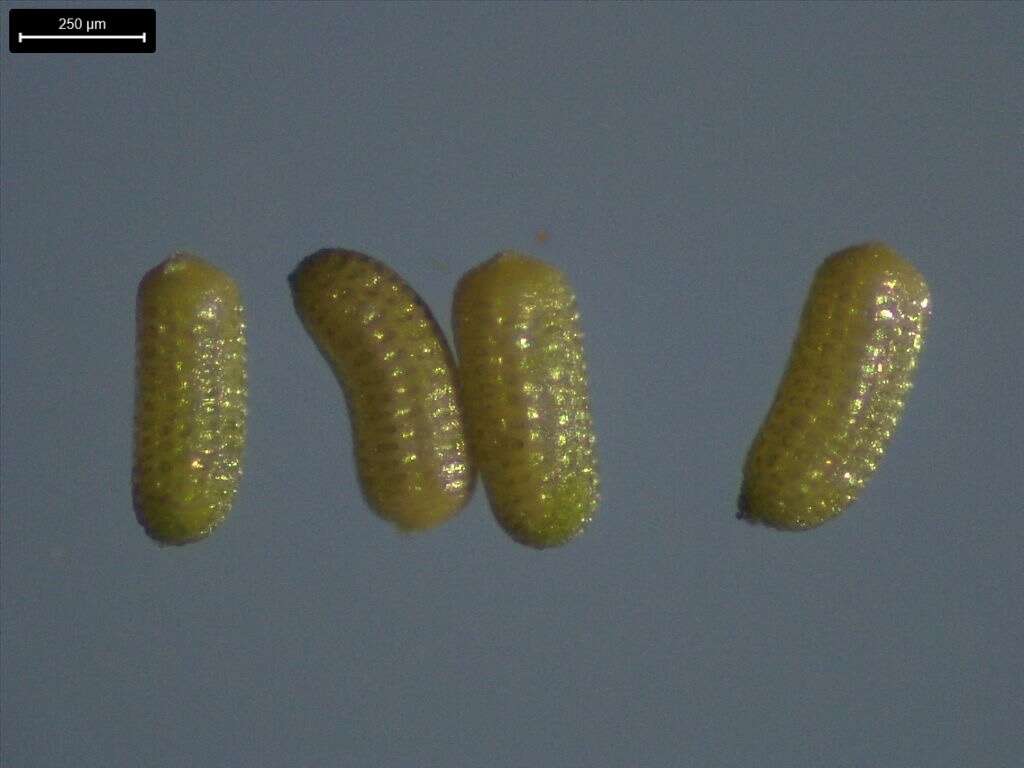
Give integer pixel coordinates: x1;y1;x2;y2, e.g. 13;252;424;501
739;242;931;530
289;249;474;531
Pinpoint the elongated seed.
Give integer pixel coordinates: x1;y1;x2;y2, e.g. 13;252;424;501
289;249;474;531
739;242;931;530
133;253;247;545
453;251;600;548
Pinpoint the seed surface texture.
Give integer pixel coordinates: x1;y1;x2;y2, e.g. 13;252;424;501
133;253;247;545
289;249;474;531
739;242;931;530
454;251;599;548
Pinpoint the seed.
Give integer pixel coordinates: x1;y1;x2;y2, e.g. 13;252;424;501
738;242;931;530
289;249;474;531
453;251;599;548
133;253;247;545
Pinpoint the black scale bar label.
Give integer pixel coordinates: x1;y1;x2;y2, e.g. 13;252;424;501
9;9;155;53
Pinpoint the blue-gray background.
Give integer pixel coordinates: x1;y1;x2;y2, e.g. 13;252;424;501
2;2;1021;766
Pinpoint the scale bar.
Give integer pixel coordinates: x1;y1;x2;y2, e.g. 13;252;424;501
18;33;147;42
10;9;155;53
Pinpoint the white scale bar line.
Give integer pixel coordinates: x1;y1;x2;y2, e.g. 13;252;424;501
19;33;146;42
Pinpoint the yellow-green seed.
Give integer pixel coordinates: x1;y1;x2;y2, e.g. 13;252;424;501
453;251;600;548
739;242;931;530
289;249;475;531
133;253;247;545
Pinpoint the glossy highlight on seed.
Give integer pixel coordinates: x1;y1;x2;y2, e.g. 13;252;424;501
289;249;475;531
738;242;931;530
453;251;600;548
133;253;247;545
